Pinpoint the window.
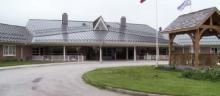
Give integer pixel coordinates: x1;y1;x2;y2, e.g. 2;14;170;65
3;45;16;56
32;48;40;55
211;48;220;54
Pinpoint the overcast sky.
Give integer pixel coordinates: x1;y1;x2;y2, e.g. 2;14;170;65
0;0;219;29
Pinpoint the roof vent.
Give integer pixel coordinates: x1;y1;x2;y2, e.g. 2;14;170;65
62;13;68;25
82;23;86;26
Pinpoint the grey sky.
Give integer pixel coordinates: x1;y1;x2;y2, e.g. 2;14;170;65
0;0;219;29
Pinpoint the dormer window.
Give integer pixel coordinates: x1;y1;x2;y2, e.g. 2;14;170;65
93;16;108;31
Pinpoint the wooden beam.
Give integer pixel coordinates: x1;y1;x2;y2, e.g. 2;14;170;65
201;25;220;36
210;16;213;26
199;28;208;39
201;25;220;30
187;33;195;43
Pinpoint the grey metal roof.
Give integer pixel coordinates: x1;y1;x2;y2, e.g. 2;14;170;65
27;19;168;46
0;23;31;44
164;7;219;33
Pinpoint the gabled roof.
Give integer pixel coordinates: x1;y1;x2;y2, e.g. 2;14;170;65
93;16;108;31
0;23;31;44
163;7;219;33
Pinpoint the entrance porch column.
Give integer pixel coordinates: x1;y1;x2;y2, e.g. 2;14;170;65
194;29;201;66
99;46;102;62
134;46;136;61
168;34;176;65
126;48;129;60
63;46;66;62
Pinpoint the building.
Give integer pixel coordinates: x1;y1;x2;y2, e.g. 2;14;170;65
163;7;220;66
0;13;169;62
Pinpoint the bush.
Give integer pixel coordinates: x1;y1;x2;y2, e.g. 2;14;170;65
182;67;220;81
155;65;176;71
0;57;18;62
156;65;195;71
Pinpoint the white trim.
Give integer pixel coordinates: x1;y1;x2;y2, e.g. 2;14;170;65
94;17;108;31
3;45;16;57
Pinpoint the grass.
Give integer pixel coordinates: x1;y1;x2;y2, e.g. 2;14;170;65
0;61;54;67
83;66;220;96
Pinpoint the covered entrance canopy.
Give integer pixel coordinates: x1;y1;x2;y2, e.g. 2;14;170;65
163;7;220;67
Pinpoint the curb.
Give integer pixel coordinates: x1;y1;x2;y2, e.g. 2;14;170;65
0;62;78;71
82;74;169;96
105;86;168;96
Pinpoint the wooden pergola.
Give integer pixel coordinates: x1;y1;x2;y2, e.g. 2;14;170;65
163;7;220;67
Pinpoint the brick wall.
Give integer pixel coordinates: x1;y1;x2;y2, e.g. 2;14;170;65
23;46;32;60
16;45;33;60
0;45;33;61
16;45;22;60
201;47;211;54
0;45;2;59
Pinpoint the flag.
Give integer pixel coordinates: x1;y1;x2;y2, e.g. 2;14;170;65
177;0;191;11
140;0;146;4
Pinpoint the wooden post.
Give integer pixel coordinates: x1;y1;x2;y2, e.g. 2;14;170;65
194;29;201;67
168;34;175;65
168;37;171;65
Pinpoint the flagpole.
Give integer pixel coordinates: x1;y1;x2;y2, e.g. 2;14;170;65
190;0;192;12
155;0;159;67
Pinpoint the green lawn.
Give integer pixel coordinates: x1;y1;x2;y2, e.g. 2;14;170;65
83;66;220;96
0;61;53;67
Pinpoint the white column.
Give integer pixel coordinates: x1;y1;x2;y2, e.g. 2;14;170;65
99;46;102;62
63;46;66;62
126;47;129;60
134;46;136;61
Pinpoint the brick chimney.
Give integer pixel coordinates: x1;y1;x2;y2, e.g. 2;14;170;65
62;13;68;25
120;16;126;28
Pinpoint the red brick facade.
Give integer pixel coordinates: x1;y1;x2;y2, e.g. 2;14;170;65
0;45;32;61
23;46;32;60
0;45;2;58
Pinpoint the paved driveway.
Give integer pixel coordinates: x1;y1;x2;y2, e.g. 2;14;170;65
0;61;168;96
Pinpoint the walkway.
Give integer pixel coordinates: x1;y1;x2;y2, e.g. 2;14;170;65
0;61;168;96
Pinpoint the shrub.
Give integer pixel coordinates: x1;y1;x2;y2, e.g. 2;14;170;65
155;65;176;71
182;67;220;81
0;57;18;62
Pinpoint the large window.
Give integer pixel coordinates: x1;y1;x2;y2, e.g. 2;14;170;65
3;45;16;56
211;48;220;54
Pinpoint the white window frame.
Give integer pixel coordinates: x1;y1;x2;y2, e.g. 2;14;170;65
3;45;16;57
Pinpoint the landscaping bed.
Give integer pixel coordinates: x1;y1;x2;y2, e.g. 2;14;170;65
83;66;220;96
